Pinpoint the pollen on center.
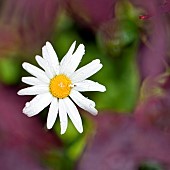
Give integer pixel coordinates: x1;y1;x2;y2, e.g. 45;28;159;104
49;74;72;99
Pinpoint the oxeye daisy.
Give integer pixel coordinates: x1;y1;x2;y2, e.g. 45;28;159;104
18;41;106;134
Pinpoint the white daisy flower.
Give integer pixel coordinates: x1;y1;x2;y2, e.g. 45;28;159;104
18;41;106;134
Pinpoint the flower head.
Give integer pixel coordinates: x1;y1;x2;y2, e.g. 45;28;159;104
18;41;106;134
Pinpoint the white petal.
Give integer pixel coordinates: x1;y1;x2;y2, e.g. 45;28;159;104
60;43;85;76
60;41;76;66
42;43;59;75
22;62;49;83
35;55;54;79
59;99;68;134
22;77;44;86
63;97;83;133
42;46;56;75
46;42;59;74
23;93;53;117
70;59;103;83
17;85;49;95
70;90;98;115
47;98;59;129
74;80;106;92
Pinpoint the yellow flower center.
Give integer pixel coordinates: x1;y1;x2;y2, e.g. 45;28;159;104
49;74;72;99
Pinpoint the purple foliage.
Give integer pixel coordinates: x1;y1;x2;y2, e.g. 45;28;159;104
64;0;117;29
0;147;49;170
0;26;19;57
0;85;61;169
77;113;170;170
0;0;60;51
131;0;168;79
135;75;170;132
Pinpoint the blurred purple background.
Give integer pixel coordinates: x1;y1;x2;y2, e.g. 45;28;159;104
1;0;170;169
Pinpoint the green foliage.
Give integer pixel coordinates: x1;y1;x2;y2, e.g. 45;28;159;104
0;57;21;85
95;1;140;112
52;115;94;170
139;161;164;170
92;43;139;112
